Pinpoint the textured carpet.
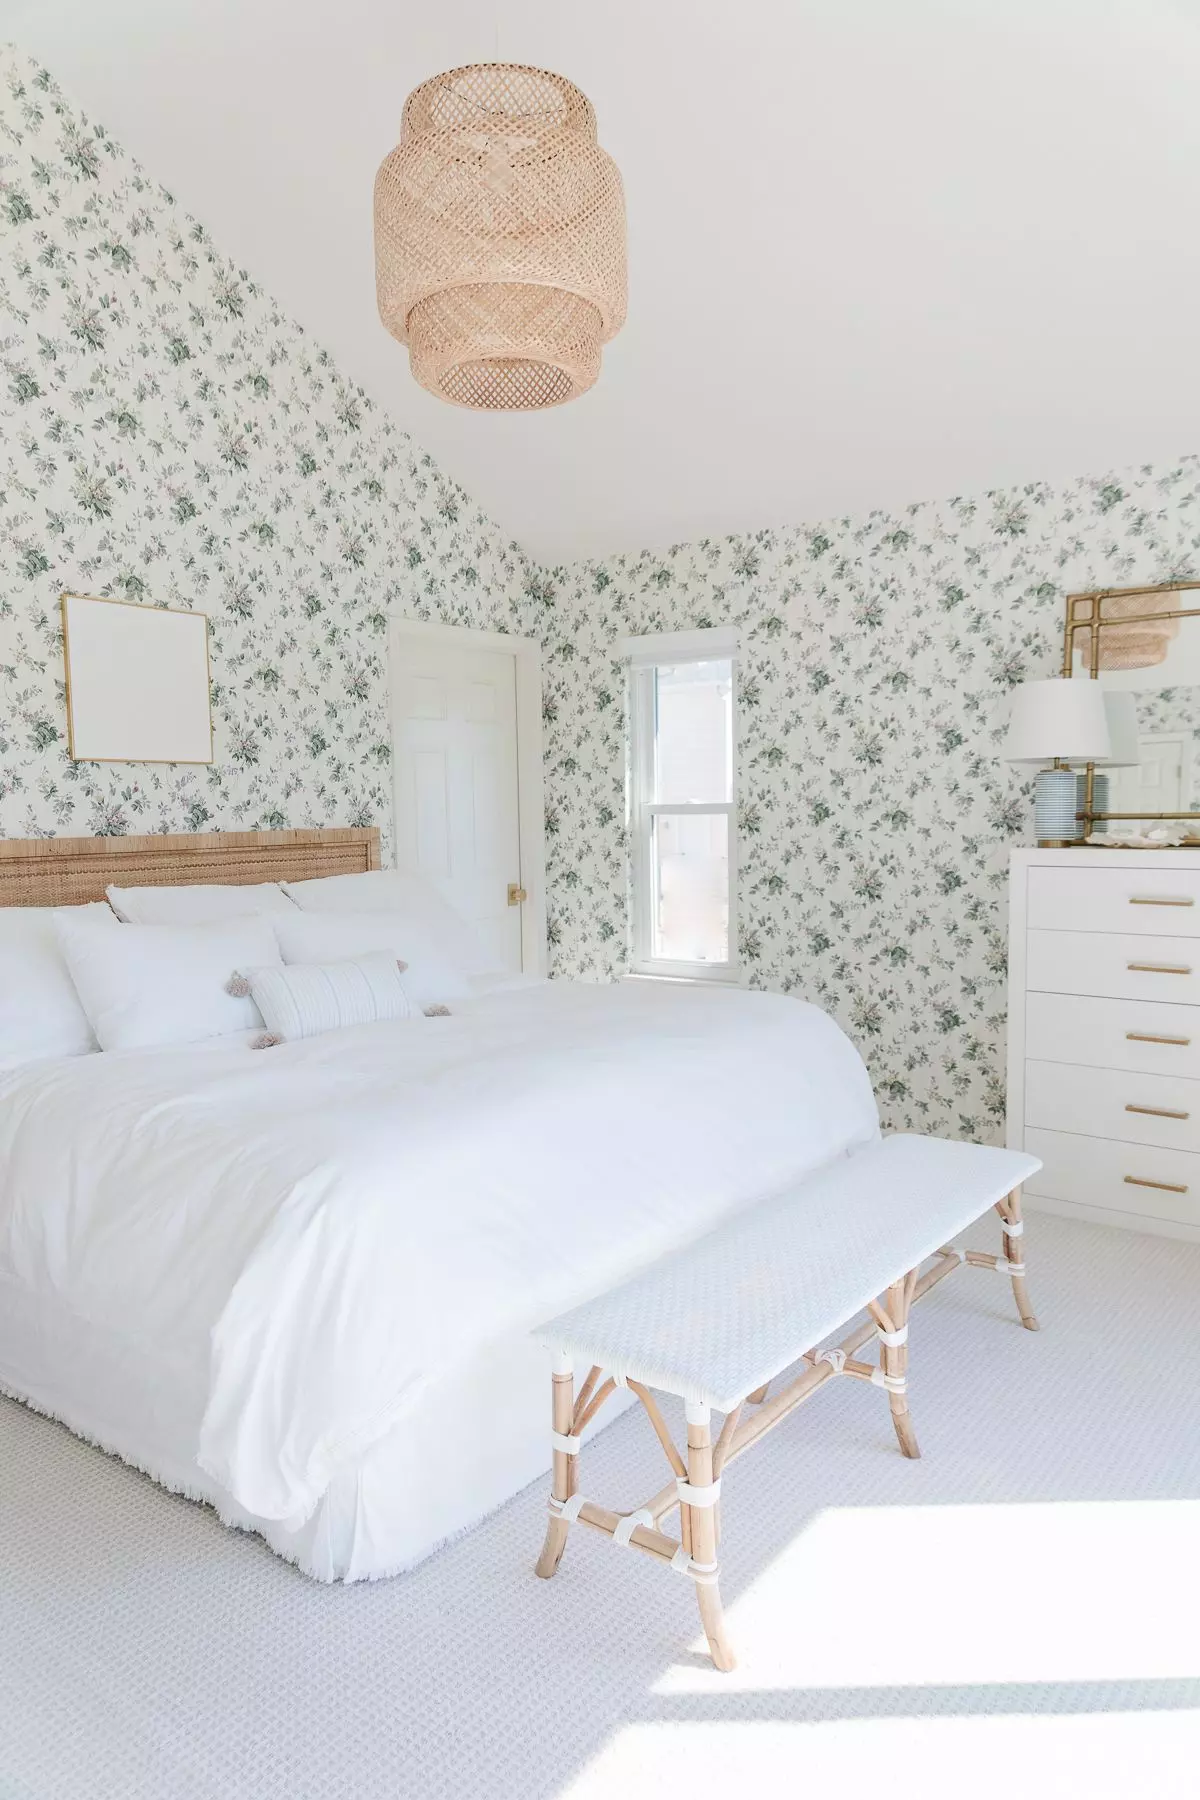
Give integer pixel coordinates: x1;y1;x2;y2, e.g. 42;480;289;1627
1;1212;1198;1800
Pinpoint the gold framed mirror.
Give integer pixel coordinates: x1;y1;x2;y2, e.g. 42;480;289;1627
1064;580;1200;841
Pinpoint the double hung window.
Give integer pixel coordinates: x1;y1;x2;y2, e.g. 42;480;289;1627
626;629;738;981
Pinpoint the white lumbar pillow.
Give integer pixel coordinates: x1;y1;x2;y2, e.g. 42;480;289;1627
240;952;424;1045
55;913;282;1052
107;880;296;924
281;870;500;975
0;902;120;1068
270;910;472;1007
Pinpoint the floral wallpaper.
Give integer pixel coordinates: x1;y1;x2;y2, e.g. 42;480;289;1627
0;47;533;852
534;463;1200;1140
6;48;1200;1147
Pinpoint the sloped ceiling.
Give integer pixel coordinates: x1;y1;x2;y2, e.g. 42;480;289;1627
5;0;1200;562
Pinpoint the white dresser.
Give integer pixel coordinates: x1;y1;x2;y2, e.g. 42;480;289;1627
1007;847;1200;1240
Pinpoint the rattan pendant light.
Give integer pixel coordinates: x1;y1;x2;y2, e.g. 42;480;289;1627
374;63;626;411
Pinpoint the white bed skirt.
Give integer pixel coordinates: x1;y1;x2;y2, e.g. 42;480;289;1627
0;1271;625;1581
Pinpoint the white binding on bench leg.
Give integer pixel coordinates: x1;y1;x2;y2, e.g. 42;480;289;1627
816;1346;846;1374
612;1508;655;1547
668;1545;721;1586
1001;1219;1024;1237
686;1560;720;1587
548;1491;587;1523
876;1324;908;1347
870;1367;908;1394
550;1430;581;1455
676;1474;722;1508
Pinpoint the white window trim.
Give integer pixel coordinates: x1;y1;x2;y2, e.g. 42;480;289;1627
625;628;739;984
619;626;739;665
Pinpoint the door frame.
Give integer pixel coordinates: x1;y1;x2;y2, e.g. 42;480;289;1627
388;618;547;977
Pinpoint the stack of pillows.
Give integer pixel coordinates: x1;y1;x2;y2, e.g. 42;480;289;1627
0;871;506;1072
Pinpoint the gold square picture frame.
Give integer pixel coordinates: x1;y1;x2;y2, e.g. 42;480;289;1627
61;592;214;765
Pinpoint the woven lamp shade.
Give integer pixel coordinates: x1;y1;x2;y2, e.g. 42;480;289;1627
374;63;626;411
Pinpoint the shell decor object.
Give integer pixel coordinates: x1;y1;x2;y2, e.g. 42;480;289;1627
374;63;626;411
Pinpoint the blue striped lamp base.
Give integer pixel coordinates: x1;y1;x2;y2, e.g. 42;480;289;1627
1035;767;1083;843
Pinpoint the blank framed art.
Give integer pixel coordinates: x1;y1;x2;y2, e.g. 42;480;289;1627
61;593;213;765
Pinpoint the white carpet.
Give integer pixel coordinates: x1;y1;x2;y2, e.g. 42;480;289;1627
2;1212;1198;1800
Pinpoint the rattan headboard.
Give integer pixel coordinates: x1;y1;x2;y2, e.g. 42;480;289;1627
0;827;380;909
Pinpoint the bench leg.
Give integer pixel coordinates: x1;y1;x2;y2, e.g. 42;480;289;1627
997;1184;1039;1332
684;1402;736;1672
878;1276;920;1460
536;1353;575;1579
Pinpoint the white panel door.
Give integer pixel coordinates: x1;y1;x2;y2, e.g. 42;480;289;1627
392;641;524;971
1106;733;1188;826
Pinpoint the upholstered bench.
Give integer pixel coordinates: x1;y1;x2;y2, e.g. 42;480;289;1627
534;1133;1041;1670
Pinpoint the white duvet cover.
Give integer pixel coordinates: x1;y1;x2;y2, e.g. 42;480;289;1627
0;981;878;1547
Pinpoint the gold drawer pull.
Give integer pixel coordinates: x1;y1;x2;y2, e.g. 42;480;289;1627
1127;962;1192;975
1124;1175;1189;1195
1126;1031;1192;1046
1129;895;1195;907
1125;1103;1190;1120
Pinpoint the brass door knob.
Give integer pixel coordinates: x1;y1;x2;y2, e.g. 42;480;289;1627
507;882;527;906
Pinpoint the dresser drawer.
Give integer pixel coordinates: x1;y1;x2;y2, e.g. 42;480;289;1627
1026;929;1200;1004
1028;865;1200;936
1024;990;1200;1079
1026;1058;1200;1151
1024;1126;1200;1226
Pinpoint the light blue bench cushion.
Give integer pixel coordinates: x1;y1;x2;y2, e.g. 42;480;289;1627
538;1134;1041;1411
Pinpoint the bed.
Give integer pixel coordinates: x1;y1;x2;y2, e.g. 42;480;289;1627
0;829;880;1580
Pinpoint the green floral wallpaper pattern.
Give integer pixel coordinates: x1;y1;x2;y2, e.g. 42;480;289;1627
0;47;533;850
6;47;1200;1148
534;466;1200;1139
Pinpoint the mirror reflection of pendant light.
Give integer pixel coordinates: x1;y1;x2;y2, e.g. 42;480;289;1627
1099;589;1180;671
374;63;626;411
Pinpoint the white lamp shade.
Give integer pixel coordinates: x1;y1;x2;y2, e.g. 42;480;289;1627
1003;679;1112;765
1093;691;1141;769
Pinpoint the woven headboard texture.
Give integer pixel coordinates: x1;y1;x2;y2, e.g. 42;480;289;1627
0;828;380;909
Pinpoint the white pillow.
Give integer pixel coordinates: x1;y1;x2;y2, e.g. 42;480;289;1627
281;871;499;975
107;881;296;924
0;902;119;1069
270;911;472;1008
55;913;282;1052
241;952;423;1045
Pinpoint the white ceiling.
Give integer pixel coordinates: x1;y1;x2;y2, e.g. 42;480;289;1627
6;0;1200;563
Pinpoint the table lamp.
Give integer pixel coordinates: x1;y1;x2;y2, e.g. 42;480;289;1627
1004;679;1112;845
